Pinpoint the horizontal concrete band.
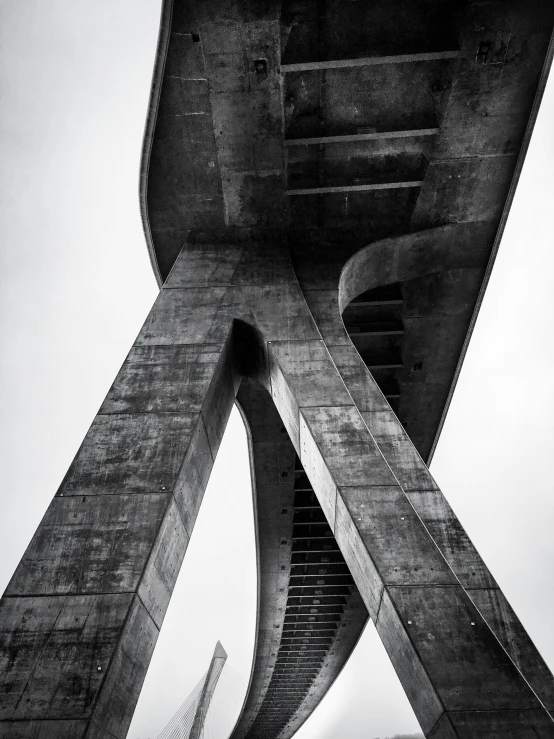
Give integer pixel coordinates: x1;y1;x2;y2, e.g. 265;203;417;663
284;129;440;146
280;50;461;72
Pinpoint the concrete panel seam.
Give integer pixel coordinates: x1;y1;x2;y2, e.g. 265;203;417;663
166;74;209;83
114;341;228;349
131;490;174;627
1;590;162;600
88;718;119;739
53;491;169;499
89;594;157;733
426;711;449;738
298;402;353;409
378;587;448;727
9;594;72;717
172;487;193;539
403;487;443;493
382;583;468;590
135;591;161;634
267;339;325;345
97;409;203;416
375;584;385;623
200;410;217;463
162;284;234;289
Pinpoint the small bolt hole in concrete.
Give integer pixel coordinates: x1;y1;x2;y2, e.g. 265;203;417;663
254;58;268;82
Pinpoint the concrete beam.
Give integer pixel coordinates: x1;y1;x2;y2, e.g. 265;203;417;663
285;129;440;147
286;182;422;195
0;244;241;739
349;328;405;337
280;50;461;73
367;362;404;370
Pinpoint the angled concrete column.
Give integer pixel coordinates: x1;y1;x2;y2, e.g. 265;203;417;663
303;285;554;717
2;241;553;739
0;244;240;739
254;274;554;739
266;331;554;737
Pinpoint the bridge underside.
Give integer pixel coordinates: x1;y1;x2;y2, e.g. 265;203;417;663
144;0;554;461
138;5;554;733
235;378;368;739
1;2;554;739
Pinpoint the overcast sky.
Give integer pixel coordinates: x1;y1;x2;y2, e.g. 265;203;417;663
1;3;553;739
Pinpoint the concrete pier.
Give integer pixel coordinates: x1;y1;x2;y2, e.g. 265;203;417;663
2;241;554;737
2;1;554;737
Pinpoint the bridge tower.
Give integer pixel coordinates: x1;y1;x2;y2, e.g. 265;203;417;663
156;641;227;739
190;642;227;739
1;2;554;738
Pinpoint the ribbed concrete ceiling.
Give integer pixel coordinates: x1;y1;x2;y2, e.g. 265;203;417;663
143;0;553;462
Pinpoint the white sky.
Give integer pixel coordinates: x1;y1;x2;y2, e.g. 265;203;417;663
0;3;553;739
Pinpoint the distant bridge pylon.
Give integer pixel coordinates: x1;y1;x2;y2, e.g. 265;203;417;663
157;641;227;739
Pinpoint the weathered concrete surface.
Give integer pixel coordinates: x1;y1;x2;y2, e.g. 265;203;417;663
261;291;554;735
3;1;554;737
303;253;554;714
0;246;241;738
143;0;554;460
0;594;157;738
1;242;554;738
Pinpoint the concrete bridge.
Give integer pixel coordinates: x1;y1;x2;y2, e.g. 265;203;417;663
1;2;554;738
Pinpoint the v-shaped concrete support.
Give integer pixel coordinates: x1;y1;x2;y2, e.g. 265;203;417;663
1;240;553;738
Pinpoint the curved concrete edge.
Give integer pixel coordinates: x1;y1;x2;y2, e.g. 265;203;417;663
338;223;491;315
229;381;369;739
276;592;368;739
139;0;174;289
426;27;554;464
230;382;296;739
230;397;264;739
